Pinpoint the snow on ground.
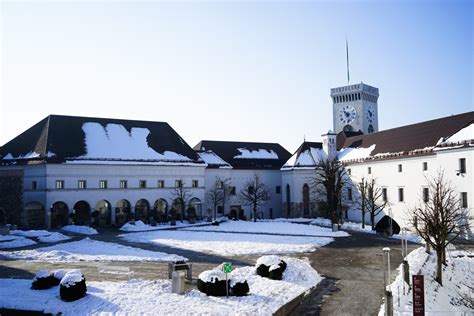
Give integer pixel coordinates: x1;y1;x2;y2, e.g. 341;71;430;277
0;257;322;315
379;247;474;315
182;220;349;237
340;221;376;234
10;230;52;238
62;225;98;235
120;219;219;232
272;217;314;224
37;232;71;243
120;230;333;256
0;235;37;249
310;217;332;227
1;238;186;262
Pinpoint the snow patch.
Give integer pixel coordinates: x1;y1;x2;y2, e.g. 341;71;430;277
62;225;98;235
233;148;279;159
256;255;282;267
337;144;376;161
198;270;226;283
444;123;473;143
0;235;37;249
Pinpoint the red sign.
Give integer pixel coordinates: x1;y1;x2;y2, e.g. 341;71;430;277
412;275;425;316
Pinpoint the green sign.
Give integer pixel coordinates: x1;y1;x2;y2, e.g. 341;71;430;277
223;262;232;273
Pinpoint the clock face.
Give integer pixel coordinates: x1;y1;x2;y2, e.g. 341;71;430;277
339;105;356;124
366;105;376;123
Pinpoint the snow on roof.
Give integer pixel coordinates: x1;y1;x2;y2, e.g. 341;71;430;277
444;123;473;144
233;148;279;160
3;151;41;160
281;142;327;170
337;144;376;162
197;150;232;168
79;122;193;162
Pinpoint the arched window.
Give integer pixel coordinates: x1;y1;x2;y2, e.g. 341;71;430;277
51;201;69;228
73;201;91;226
115;199;131;226
95;200;112;227
135;199;150;223
23;202;46;229
303;184;310;216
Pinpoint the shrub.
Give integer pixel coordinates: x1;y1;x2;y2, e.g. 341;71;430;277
31;271;56;290
255;255;287;280
197;270;228;296
52;269;67;286
230;280;249;296
60;271;87;302
211;221;220;226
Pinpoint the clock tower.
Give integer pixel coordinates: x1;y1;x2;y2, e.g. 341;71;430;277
330;82;379;134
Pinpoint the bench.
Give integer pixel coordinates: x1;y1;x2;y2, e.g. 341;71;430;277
98;266;134;279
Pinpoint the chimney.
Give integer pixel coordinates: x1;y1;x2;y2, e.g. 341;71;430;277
321;130;337;160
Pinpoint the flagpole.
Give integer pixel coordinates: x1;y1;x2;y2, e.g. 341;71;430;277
346;36;350;84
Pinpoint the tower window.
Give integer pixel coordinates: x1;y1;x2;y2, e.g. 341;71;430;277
368;125;374;133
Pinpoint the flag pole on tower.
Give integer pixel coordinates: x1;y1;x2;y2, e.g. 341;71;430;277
346;36;350;84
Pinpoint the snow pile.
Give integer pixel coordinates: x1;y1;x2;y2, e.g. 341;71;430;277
380;247;474;315
37;232;71;243
62;225;98;235
120;220;212;232
233;148;279;159
2;238;187;263
272;217;314;224
444;123;473;143
198;270;226;283
11;230;51;238
310;217;332;227
337;144;376;161
120;230;334;256
0;235;37;249
256;255;282;267
0;257;322;315
79;122;193;162
340;221;376;234
183;220;349;237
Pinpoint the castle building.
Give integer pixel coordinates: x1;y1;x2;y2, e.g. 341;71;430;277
0;83;472;232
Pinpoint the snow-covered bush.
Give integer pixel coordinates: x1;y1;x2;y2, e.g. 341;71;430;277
229;279;249;296
256;255;287;280
197;270;228;296
52;269;67;285
31;270;56;290
60;270;87;302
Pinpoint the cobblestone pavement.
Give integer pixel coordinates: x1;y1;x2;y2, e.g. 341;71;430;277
0;227;440;315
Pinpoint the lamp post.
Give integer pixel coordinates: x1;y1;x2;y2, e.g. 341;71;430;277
383;247;393;316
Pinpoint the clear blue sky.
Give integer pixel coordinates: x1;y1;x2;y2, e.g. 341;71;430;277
1;0;472;153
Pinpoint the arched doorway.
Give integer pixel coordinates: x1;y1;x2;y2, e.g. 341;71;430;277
188;198;202;219
23;202;46;229
303;184;310;217
135;199;150;223
115;199;131;226
95;200;112;227
286;184;291;217
51;201;69;229
73;201;91;226
153;199;168;222
172;198;184;221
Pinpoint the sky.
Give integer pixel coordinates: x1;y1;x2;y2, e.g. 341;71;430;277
0;0;472;153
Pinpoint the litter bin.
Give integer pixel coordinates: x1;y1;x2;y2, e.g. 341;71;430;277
172;271;185;294
332;224;339;232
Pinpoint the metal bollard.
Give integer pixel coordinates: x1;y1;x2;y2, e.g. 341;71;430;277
172;271;185;294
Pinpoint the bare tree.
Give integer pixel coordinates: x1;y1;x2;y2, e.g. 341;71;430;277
169;179;191;222
357;178;388;230
206;176;231;220
310;158;349;224
239;174;270;222
408;171;469;286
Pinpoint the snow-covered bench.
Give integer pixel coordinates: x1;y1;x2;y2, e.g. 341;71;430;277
98;266;134;279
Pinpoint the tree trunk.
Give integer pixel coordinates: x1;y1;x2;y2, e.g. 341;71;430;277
253;204;257;222
436;249;443;286
442;248;447;265
371;212;375;230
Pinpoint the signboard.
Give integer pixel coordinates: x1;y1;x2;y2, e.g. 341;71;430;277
223;262;232;273
412;275;425;316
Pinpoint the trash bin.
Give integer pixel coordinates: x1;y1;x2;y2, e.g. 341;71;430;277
172;271;185;294
332;224;338;232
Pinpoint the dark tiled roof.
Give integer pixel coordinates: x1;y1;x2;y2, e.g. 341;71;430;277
0;115;202;164
340;112;474;156
336;130;363;150
194;140;291;170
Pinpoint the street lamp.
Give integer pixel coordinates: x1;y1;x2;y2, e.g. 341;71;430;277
383;247;393;316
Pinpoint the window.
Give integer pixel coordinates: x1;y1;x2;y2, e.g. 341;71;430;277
120;180;128;189
459;158;466;174
139;180;147;189
216;180;223;189
31;181;37;190
276;186;281;194
423;162;428;171
398;188;404;202
348;188;353;201
175;180;183;188
192;180;198;188
100;180;108;189
423;187;429;203
347;168;351;175
368;167;371;174
248;186;254;194
382;188;388;202
461;192;468;208
398;164;402;172
157;180;165;188
230;186;236;195
78;180;86;189
55;180;64;190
